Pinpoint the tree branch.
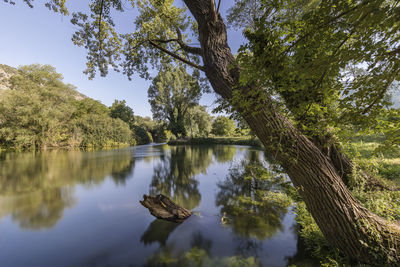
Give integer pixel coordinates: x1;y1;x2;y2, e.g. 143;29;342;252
151;38;179;44
388;48;400;56
174;27;203;55
148;40;205;71
217;0;221;13
282;1;369;56
97;0;105;56
157;13;203;55
150;33;202;55
361;72;398;115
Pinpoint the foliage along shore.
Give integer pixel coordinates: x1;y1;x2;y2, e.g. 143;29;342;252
0;64;249;151
168;136;263;148
0;64;167;150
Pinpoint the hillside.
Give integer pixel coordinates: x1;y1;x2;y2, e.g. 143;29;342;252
0;64;17;91
0;64;132;149
0;64;86;100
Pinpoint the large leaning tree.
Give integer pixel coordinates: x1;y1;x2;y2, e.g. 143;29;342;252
9;0;400;264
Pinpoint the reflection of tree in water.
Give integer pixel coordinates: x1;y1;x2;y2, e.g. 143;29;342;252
212;145;236;163
0;188;75;230
149;146;213;210
141;220;211;251
0;149;134;229
144;230;260;267
216;150;293;240
285;224;320;267
110;158;136;185
233;237;262;261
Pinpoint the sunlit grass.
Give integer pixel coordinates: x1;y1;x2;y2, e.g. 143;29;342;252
350;135;400;184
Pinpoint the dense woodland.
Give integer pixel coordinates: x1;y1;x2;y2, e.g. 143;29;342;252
0;64;242;150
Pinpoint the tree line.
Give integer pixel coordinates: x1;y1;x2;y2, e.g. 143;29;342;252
0;64;241;150
0;64;130;149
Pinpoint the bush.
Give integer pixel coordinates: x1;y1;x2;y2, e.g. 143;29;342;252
133;126;153;144
0;64;132;149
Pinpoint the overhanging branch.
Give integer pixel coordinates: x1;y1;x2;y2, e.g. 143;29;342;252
148;40;205;71
151;34;202;55
388;48;400;56
175;27;203;55
97;0;105;55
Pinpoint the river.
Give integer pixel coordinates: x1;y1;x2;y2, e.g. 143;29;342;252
0;144;315;266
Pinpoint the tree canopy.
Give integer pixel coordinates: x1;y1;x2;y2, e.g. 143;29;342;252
211;116;236;137
110;99;135;129
148;65;204;137
185;104;213;137
231;0;400;145
0;64;133;149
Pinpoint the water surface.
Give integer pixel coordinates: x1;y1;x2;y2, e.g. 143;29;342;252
0;144;313;266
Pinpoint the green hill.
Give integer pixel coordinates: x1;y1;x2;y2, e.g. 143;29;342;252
0;64;17;93
0;64;85;100
0;64;132;150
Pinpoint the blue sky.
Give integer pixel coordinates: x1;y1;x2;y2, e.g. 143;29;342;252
0;1;244;117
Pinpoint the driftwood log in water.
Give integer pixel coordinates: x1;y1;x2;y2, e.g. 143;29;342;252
140;194;192;223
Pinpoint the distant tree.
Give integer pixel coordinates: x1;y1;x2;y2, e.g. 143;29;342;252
211;116;236;137
185;105;213;137
148;65;204;138
134;116;156;131
150;123;172;143
110;100;135;129
133;115;155;144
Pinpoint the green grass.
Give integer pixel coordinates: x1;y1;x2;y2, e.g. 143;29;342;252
349;135;400;184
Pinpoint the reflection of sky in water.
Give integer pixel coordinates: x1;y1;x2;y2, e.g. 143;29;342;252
0;145;313;267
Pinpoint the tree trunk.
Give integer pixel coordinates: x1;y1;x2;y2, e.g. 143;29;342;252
314;135;397;191
183;0;400;263
312;135;354;186
177;111;186;138
140;194;192;223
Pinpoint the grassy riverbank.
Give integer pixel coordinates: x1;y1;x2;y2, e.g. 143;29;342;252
293;135;400;266
168;136;263;147
350;137;400;185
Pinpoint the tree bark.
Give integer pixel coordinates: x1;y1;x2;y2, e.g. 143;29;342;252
183;0;400;263
314;137;352;185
